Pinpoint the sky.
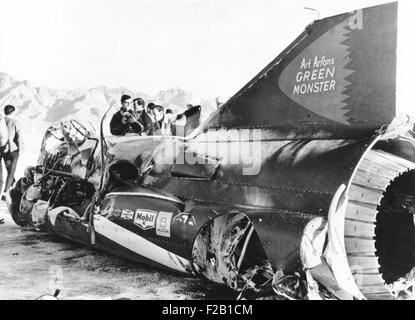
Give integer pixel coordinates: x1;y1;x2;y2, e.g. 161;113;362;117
0;0;414;114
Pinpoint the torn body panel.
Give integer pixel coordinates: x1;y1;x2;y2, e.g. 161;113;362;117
192;211;273;293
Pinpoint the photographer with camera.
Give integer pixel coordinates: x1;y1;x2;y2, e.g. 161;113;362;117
110;95;144;136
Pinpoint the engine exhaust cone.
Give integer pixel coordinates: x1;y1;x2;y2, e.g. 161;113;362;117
345;149;415;300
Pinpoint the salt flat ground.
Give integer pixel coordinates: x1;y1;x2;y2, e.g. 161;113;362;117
0;202;235;300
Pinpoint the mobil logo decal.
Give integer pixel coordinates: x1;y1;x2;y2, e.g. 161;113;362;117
134;209;158;230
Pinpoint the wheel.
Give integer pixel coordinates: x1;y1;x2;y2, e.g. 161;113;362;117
7;180;29;227
6;167;35;227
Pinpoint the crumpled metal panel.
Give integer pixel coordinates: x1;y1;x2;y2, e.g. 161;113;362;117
244;209;318;273
106;135;169;170
192;212;252;290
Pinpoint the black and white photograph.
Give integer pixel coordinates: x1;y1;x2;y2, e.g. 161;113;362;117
0;0;415;307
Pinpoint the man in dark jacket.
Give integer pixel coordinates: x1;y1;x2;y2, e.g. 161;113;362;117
110;95;143;136
132;98;146;132
148;105;165;135
140;102;155;135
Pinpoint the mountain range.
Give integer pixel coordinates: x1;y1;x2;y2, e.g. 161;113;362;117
0;72;217;149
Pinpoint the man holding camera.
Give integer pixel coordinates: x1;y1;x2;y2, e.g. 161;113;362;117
110;95;144;136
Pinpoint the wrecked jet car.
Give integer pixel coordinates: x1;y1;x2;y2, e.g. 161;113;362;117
7;2;415;300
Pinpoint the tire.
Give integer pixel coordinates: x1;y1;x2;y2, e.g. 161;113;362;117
8;181;29;227
7;167;35;227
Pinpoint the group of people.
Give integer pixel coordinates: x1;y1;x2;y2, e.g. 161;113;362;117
0;94;223;207
0;105;22;203
109;94;202;137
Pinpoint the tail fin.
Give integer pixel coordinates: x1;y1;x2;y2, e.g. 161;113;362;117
202;2;398;139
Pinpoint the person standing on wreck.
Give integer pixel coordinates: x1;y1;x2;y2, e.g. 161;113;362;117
110;95;143;136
